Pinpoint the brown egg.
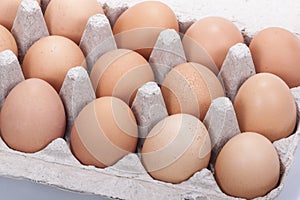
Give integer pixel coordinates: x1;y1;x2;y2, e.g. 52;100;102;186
249;27;300;88
215;132;280;199
0;78;66;153
70;96;138;168
234;73;296;142
142;113;211;184
113;1;179;59
182;17;244;74
44;0;104;44
0;25;18;56
22;35;86;92
90;49;154;106
161;62;224;121
0;0;41;31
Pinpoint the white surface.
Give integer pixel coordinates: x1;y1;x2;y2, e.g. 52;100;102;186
277;143;300;200
0;176;107;200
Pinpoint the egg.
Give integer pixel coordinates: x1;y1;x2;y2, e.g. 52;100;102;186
161;62;224;121
113;1;179;59
142;113;211;184
215;132;280;199
234;73;296;142
44;0;104;44
22;35;86;92
0;78;66;153
0;25;18;56
70;96;138;168
0;0;41;31
90;49;154;106
249;27;300;88
182;17;244;74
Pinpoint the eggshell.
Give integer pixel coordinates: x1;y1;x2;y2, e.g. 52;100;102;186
234;73;296;142
161;62;224;120
142;113;211;184
249;27;300;88
0;0;41;31
215;132;280;199
0;25;18;56
44;0;104;44
22;35;86;92
0;78;66;153
182;17;244;74
113;1;179;59
90;49;154;106
70;96;138;168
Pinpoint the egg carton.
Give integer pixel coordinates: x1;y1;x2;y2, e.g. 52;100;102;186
0;0;300;199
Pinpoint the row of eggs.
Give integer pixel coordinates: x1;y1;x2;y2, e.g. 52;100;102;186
1;0;300;87
0;0;299;199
